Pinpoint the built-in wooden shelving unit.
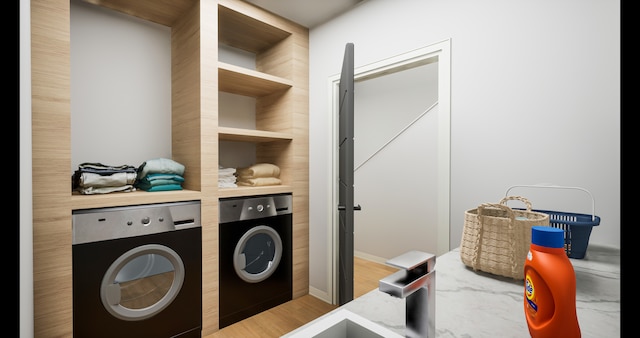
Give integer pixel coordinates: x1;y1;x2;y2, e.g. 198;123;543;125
30;0;308;336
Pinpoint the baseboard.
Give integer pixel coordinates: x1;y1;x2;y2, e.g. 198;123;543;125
354;250;388;265
308;285;332;304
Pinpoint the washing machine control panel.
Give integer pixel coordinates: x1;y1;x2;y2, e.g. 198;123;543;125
248;203;269;214
72;201;201;244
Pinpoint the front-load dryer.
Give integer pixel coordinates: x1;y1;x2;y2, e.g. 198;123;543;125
218;193;292;328
72;201;202;337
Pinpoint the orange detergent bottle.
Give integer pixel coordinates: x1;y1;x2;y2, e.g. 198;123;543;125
524;226;580;338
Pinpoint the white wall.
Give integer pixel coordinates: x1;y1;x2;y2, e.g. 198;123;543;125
353;62;440;262
70;0;172;171
308;0;620;296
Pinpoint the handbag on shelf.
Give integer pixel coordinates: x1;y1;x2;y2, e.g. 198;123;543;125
460;196;550;279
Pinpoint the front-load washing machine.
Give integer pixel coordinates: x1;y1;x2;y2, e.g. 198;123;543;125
218;193;292;328
72;201;202;337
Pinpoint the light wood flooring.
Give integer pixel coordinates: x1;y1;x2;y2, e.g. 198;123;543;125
205;256;398;338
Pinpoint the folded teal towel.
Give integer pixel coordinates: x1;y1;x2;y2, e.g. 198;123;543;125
136;180;182;189
137;158;185;179
138;183;183;192
143;173;185;182
135;173;185;191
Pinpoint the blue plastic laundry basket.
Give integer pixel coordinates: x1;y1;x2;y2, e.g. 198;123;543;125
506;185;601;259
526;209;600;259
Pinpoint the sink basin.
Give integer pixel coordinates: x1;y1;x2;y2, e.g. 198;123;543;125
282;308;403;338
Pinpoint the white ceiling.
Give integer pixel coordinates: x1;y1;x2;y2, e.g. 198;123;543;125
244;0;364;28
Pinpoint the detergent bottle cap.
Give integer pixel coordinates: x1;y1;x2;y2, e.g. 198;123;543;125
531;226;564;248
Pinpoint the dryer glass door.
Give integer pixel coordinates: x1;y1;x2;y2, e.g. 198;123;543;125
233;225;283;283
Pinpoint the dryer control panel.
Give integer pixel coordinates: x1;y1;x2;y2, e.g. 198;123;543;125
219;193;292;223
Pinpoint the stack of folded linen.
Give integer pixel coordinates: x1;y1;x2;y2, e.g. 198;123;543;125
72;162;138;195
235;163;282;186
218;166;237;188
134;158;185;192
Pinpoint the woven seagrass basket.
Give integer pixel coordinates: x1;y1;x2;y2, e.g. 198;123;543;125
460;196;550;279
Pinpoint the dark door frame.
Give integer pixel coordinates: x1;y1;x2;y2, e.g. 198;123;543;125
329;39;452;305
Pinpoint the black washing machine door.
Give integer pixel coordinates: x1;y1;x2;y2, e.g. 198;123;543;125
73;229;202;338
233;225;282;283
100;244;185;321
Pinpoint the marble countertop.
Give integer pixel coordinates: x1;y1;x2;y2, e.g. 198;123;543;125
294;246;620;337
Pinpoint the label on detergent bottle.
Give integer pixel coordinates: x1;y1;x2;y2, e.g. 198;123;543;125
525;273;538;312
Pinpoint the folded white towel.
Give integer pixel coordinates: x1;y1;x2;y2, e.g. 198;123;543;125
218;176;236;184
219;167;236;175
